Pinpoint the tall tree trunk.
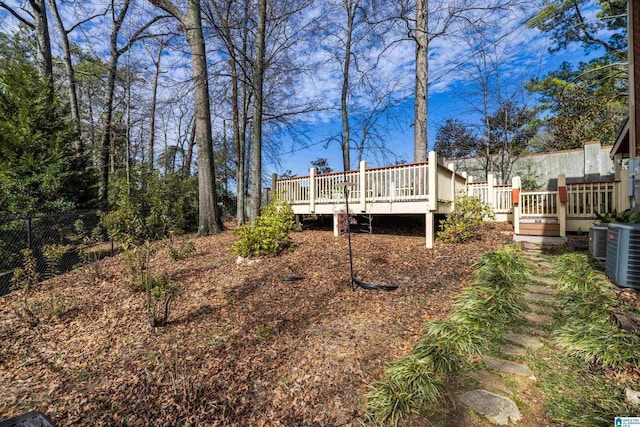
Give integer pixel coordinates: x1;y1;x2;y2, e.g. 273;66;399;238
232;60;245;224
185;0;222;233
98;0;130;207
148;41;164;169
414;0;428;162
30;0;53;87
1;1;53;89
184;122;196;177
48;0;81;146
249;0;267;223
340;0;355;172
482;53;492;180
239;0;251;224
148;0;222;234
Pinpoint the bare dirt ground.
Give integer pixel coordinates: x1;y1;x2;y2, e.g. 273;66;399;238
0;222;515;426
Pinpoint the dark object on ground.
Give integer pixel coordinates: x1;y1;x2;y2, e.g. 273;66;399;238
0;411;57;427
353;277;398;291
338;180;398;292
283;276;305;282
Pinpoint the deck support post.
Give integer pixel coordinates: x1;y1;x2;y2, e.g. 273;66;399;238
309;167;316;213
487;173;495;210
512;176;521;235
359;161;367;211
426;151;438;248
425;211;434;249
333;212;339;237
620;168;631;211
428;151;437;211
558;174;567;237
448;163;456;208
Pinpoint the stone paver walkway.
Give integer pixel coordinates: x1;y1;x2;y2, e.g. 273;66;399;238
460;246;560;424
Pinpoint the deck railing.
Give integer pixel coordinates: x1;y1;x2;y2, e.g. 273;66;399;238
520;191;558;217
274;159;632;239
466;179;513;214
366;163;429;202
566;181;619;218
275;176;311;204
274;156;462;211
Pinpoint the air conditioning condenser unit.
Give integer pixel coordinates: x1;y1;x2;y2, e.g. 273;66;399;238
605;223;640;289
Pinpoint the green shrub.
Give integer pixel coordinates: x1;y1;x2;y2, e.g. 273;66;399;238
233;200;297;257
74;219;105;280
145;273;180;327
11;249;39;326
595;208;640;224
167;239;195;262
11;249;38;292
438;192;495;243
42;243;71;278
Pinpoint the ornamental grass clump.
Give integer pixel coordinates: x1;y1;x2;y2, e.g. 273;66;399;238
365;356;444;427
474;244;529;291
552;255;640;370
450;245;527;331
412;320;488;373
555;320;640;369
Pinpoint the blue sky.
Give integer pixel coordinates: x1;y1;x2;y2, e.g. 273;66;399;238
0;0;606;184
265;2;603;179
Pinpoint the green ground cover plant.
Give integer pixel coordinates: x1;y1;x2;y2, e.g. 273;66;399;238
528;252;640;425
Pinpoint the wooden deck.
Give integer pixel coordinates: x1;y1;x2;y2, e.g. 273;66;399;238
273;152;468;247
273;151;633;245
275;152;467;217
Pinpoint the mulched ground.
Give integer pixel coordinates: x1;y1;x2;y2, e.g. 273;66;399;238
0;222;514;426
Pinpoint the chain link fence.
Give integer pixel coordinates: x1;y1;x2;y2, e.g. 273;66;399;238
0;210;113;297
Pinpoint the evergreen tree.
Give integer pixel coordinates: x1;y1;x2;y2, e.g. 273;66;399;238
527;0;628;148
0;60;95;215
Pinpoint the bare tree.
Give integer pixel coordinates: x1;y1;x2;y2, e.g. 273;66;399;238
248;0;267;222
97;0;167;206
46;0;109;144
147;0;223;234
143;36;168;169
413;0;428;162
397;0;512;162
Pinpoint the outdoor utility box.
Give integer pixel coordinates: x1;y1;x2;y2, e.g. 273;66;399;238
589;225;608;260
0;411;56;427
605;223;640;289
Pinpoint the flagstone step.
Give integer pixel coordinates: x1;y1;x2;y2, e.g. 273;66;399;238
530;275;557;286
522;292;557;304
500;344;527;357
504;332;543;349
483;355;533;377
527;303;556;315
523;312;553;325
467;370;510;394
459;390;522;425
